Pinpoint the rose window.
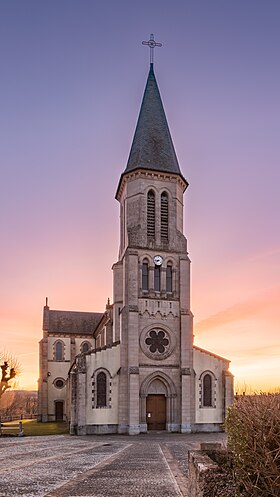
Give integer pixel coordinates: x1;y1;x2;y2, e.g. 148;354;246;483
145;330;169;354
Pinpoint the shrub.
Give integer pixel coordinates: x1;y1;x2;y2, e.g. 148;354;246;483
225;393;280;497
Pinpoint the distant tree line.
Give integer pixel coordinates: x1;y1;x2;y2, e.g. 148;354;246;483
0;390;38;421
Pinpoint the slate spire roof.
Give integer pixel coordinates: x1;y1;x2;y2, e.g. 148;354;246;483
124;63;182;175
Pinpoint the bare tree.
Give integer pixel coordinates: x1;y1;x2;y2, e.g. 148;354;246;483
0;351;21;400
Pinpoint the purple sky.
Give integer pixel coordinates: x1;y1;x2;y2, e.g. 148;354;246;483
1;0;279;390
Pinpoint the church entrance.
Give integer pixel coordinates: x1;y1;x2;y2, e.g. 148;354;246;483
146;394;166;430
55;401;64;421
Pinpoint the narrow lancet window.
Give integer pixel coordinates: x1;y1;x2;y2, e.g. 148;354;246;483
203;374;212;407
154;266;161;292
147;190;155;238
96;372;107;407
161;192;169;240
55;341;63;361
81;341;90;353
142;259;149;291
166;264;172;293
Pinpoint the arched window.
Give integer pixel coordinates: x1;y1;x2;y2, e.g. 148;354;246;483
154;265;161;292
81;341;90;353
54;341;63;361
142;259;149;291
92;369;112;409
166;263;173;293
203;374;212;407
96;372;107;407
161;192;169;240
147;190;155;238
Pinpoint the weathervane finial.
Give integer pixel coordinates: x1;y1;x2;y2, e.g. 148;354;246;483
142;34;162;64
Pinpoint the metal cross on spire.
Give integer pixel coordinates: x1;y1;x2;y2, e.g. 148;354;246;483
142;34;162;64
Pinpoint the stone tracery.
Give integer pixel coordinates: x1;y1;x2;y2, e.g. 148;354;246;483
145;329;169;354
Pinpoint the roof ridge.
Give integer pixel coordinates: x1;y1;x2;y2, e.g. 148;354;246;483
194;345;230;363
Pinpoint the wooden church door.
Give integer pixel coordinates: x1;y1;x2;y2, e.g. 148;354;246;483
55;401;64;421
146;394;166;430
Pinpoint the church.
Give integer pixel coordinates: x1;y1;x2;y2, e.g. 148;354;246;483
38;55;234;435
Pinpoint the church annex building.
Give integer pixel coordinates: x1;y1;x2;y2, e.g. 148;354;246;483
38;60;234;435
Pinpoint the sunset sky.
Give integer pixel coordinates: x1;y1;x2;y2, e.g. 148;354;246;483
1;1;279;392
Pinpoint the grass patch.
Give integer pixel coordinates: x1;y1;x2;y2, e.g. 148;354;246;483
1;419;69;436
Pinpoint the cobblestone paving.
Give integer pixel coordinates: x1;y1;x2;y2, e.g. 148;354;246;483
0;432;226;497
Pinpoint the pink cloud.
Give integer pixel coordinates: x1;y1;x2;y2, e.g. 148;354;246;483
195;288;280;334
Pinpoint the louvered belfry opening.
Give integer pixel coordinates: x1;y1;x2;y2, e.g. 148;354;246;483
147;190;155;238
161;192;169;240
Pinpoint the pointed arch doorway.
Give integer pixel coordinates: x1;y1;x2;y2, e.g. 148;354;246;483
146;378;167;431
140;372;178;432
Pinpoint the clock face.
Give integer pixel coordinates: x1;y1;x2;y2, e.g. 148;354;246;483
154;255;163;266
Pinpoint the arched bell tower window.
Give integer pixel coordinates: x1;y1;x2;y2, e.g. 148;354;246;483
161;191;169;240
147;190;155;238
142;259;149;291
203;374;212;407
166;263;173;293
154;265;161;292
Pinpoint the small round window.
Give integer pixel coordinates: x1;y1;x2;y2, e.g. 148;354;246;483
54;378;65;389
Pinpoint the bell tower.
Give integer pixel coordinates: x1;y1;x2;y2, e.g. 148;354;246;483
113;61;195;434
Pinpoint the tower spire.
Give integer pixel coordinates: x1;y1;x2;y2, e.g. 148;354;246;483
124;65;182;175
116;44;188;199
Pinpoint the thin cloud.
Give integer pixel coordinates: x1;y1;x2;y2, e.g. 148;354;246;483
230;344;280;357
246;247;280;263
195;289;280;334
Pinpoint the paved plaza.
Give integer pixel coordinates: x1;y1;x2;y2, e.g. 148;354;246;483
0;432;226;497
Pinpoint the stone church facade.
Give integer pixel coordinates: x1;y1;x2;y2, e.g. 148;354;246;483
38;63;234;434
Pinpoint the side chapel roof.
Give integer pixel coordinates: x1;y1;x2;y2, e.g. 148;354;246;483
46;309;103;335
193;345;231;365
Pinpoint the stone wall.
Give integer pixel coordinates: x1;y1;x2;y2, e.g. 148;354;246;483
188;444;237;497
188;449;220;497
